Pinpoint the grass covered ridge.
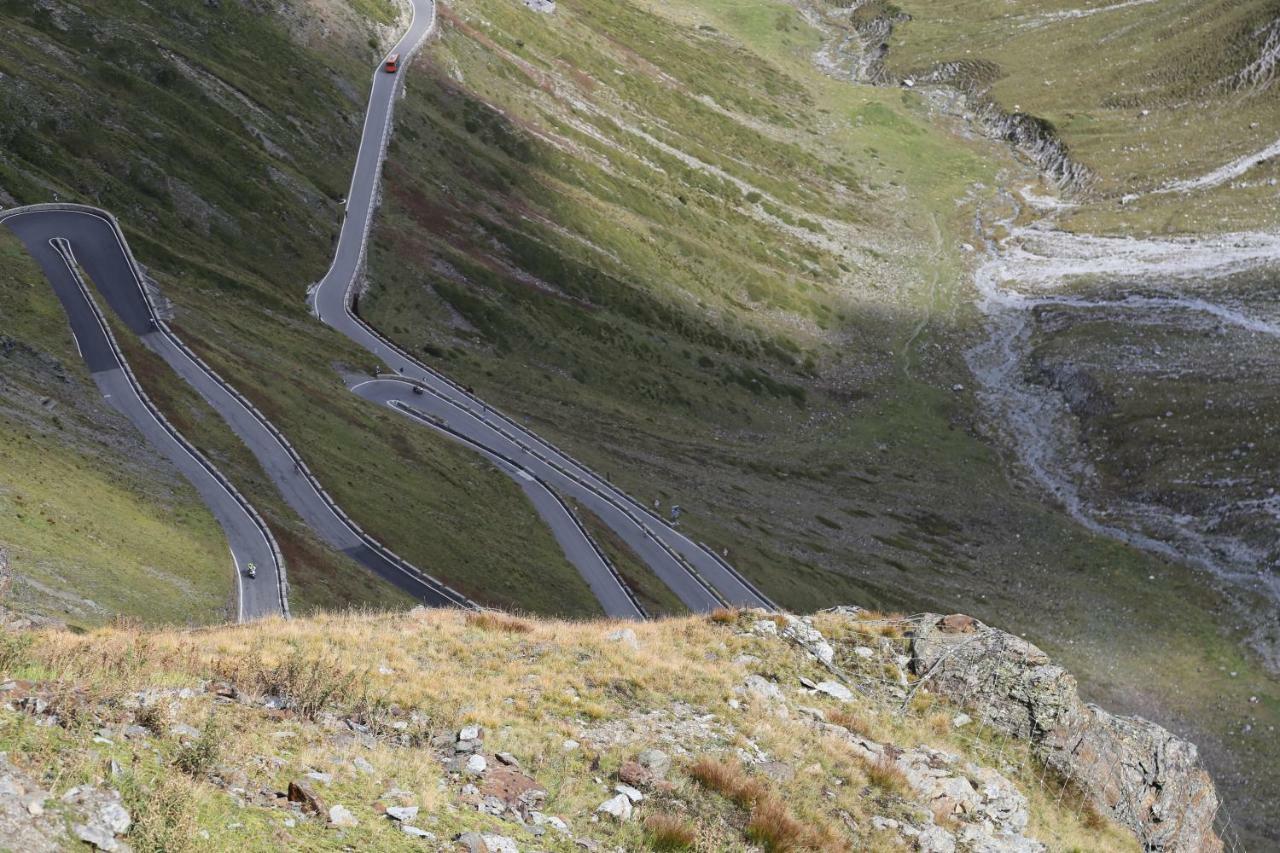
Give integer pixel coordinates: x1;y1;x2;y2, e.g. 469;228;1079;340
0;606;1138;850
0;0;601;616
0;230;231;626
876;0;1280;233
361;0;1280;841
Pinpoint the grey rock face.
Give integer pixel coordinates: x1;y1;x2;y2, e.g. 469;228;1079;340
636;748;670;779
740;675;784;703
911;614;1222;853
595;793;632;822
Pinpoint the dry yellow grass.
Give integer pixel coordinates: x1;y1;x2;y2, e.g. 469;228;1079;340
827;707;875;739
0;607;1139;851
859;753;911;796
745;794;812;851
643;812;698;850
465;609;535;633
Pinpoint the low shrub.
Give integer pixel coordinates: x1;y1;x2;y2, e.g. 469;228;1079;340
173;715;222;778
644;812;698;850
465;610;534;633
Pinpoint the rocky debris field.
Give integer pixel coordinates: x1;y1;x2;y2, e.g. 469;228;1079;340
0;605;1195;850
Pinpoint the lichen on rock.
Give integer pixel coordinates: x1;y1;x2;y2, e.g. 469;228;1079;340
911;613;1222;852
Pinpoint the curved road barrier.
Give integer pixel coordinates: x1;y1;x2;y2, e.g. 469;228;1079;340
312;0;777;612
1;208;286;621
2;205;475;615
356;379;645;618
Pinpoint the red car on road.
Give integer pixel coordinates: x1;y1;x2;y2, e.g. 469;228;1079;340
385;53;400;73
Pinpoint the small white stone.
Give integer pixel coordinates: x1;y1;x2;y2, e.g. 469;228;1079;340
387;805;419;822
328;804;358;827
481;834;520;853
742;675;783;702
815;681;853;701
459;725;480;742
853;646;874;658
465;754;487;775
562;739;580;751
615;784;644;803
596;793;632;822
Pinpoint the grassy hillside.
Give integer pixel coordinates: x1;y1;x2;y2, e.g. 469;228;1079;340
0;230;232;626
0;606;1139;851
364;0;995;613
359;0;1280;841
0;0;600;617
876;0;1280;233
2;0;1277;840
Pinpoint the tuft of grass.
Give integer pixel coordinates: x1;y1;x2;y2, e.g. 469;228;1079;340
745;794;809;852
644;812;698;850
707;608;740;625
690;755;833;851
689;756;763;806
465;610;535;633
827;707;874;739
860;753;910;795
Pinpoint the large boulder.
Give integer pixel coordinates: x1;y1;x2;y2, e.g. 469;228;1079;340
910;614;1222;853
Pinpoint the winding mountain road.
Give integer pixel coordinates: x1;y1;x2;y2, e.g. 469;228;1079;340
1;204;474;618
2;0;775;620
313;0;775;611
1;207;287;621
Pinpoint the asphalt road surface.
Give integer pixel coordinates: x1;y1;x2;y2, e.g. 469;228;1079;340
2;206;472;617
1;208;284;621
353;378;645;618
313;0;775;612
1;0;774;619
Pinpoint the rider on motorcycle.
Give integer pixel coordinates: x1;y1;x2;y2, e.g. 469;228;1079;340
247;562;257;579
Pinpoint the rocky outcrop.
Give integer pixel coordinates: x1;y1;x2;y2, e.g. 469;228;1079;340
907;62;1091;188
1028;358;1115;422
910;614;1222;853
801;0;1091;189
0;754;132;852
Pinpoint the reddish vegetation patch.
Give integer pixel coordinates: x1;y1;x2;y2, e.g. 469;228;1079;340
480;765;545;808
437;7;554;93
597;31;681;88
548;57;598;96
384;162;460;236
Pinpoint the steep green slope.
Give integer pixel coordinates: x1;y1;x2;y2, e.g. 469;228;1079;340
365;0;993;610
0;0;598;618
876;0;1280;232
360;0;1279;843
0;230;231;626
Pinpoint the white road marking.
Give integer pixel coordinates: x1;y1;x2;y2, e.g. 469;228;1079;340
230;547;245;623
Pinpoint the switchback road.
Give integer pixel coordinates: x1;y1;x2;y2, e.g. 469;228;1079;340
1;207;286;621
2;0;774;619
312;0;775;611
